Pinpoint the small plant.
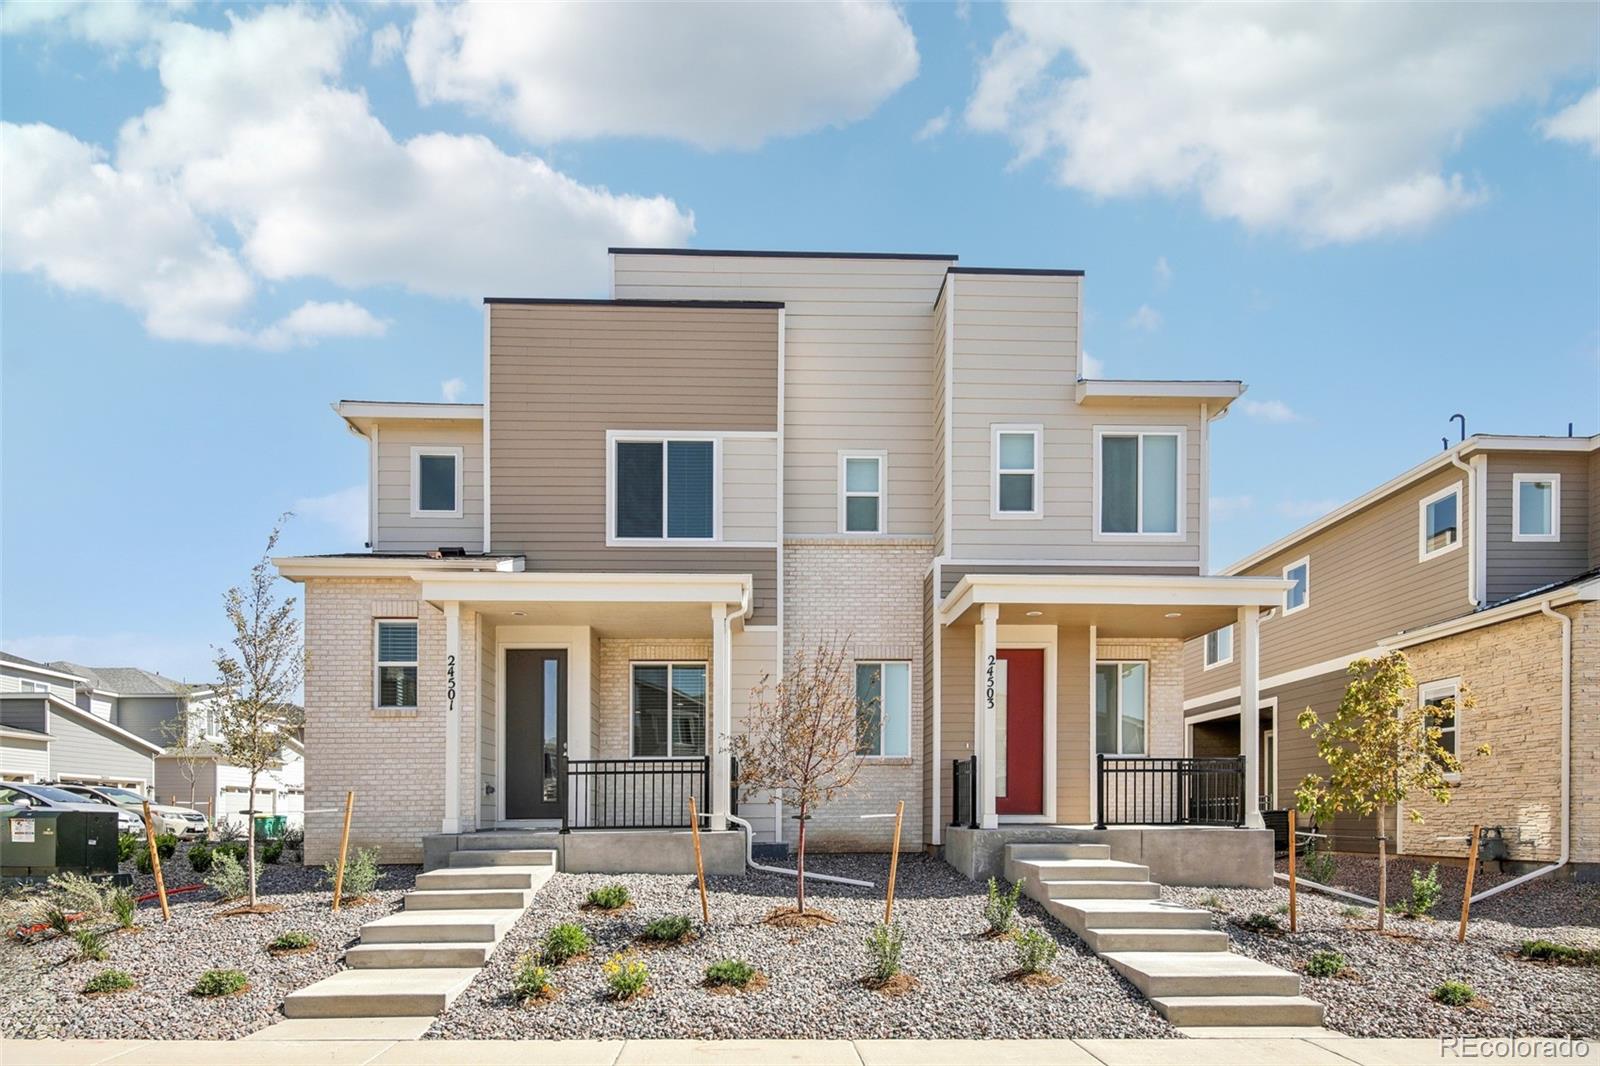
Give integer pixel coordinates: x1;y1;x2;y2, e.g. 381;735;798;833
601;952;650;1000
134;849;154;875
1013;928;1058;975
1392;864;1442;919
1300;841;1337;885
865;922;905;983
1340;904;1368;919
324;847;383;900
1236;912;1283;934
187;843;213;873
49;872;110;917
261;839;284;865
205;848;258;900
282;827;305;853
117;834;140;863
215;841;248;864
1433;979;1474;1007
41;904;74;937
154;833;178;860
1273;901;1291;915
1199;892;1223;910
983;877;1022;935
540;922;591;965
83;969;135;995
268;930;317;952
586;883;631;910
704;958;758;989
1518;940;1600;967
192;968;250;997
217;817;245;842
108;889;137;931
640;915;694;943
512;954;554;1004
73;928;109;962
1304;950;1347;978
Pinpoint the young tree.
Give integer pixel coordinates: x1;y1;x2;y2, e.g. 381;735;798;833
211;520;305;908
158;700;209;811
1295;650;1488;931
732;639;866;915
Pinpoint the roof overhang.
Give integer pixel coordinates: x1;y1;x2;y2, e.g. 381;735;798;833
414;571;755;636
0;725;52;743
334;401;484;437
1383;576;1599;649
939;572;1290;639
274;555;525;581
1074;379;1245;415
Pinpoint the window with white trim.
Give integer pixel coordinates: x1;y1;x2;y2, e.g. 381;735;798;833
855;662;910;757
992;425;1041;517
1420;678;1461;774
1283;558;1310;615
1203;625;1233;669
410;446;463;517
1094;661;1147;755
1419;484;1461;560
17;679;47;693
631;663;706;758
1512;474;1560;542
613;438;715;540
839;452;885;533
375;621;418;709
1097;428;1182;535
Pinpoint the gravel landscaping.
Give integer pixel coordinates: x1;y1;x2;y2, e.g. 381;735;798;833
0;845;416;1040
1277;852;1523;910
430;854;1176;1040
1165;874;1599;1038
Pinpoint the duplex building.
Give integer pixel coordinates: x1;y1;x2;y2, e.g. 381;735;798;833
0;654;167;790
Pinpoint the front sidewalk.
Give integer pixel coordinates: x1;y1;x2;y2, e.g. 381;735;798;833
2;1037;1569;1066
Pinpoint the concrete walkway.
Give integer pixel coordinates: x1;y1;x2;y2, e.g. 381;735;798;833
1;1037;1574;1065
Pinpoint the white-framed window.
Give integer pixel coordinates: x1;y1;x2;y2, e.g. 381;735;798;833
1203;625;1233;669
1094;661;1148;755
991;424;1042;518
374;620;418;709
17;679;47;693
855;662;910;757
1095;426;1184;538
1283;557;1310;615
838;451;886;534
410;446;464;518
1418;483;1462;561
609;434;718;543
1512;473;1560;543
1419;677;1462;778
630;662;707;758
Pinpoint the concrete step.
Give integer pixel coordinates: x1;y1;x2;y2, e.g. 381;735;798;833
414;865;546;891
1011;858;1151;885
359;908;522;944
1073;924;1231;953
1052;899;1214;933
447;848;556;868
1040;879;1163;901
281;967;478;1019
1103;951;1305;999
1149;994;1326;1028
1004;842;1112;862
404;888;534;911
345;941;494;969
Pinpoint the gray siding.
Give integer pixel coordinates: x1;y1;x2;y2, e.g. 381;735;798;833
0;698;48;734
372;420;485;553
114;696;182;746
156;757;216;809
1;735;50;781
1483;451;1592;603
0;663;78;703
45;703;156;785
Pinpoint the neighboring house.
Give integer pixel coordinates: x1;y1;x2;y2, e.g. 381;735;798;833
275;246;1289;868
0;654;163;789
1181;434;1599;874
156;734;306;830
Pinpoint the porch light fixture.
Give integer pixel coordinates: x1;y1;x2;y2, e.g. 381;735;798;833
1164;611;1182;618
511;610;526;617
1025;610;1043;617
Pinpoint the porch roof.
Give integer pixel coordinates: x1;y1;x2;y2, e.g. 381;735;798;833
938;572;1290;639
415;571;753;638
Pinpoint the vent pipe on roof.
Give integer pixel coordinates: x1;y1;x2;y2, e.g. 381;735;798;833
1441;437;1449;452
1450;413;1466;442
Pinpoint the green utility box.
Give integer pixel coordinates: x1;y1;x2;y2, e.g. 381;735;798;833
253;815;287;840
1;809;118;879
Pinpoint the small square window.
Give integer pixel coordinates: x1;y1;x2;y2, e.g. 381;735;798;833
411;447;463;517
1283;558;1310;615
1512;474;1559;543
840;453;885;533
1419;484;1462;560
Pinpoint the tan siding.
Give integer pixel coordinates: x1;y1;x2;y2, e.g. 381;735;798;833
1590;453;1600;568
372;421;485;552
939;621;976;831
478;613;495;828
931;281;950;554
921;573;936;841
1483;451;1592;602
1056;626;1091;822
729;626;778;840
721;436;779;543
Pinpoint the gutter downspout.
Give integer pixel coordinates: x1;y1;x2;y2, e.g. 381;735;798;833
1471;600;1571;902
726;813;875;888
1446;451;1478;609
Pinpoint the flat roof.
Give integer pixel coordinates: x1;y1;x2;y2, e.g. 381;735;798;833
609;247;957;261
483;297;783;309
948;266;1086;277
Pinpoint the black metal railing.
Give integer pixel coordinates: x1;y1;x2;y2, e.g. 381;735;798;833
1095;754;1245;829
950;755;979;829
561;756;709;832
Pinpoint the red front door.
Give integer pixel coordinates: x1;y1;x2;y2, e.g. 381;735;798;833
996;648;1045;816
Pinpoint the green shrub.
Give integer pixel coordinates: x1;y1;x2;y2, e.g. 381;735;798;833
1393;864;1442;919
73;928;109;962
134;848;153;875
269;930;316;951
83;969;135;994
640;915;694;942
1304;950;1347;978
1300;842;1337;885
512;955;552;1003
117;834;140;863
154;833;178;860
1013;928;1058;974
192;968;249;997
187;843;213;874
1433;980;1474;1007
983;877;1022;935
704;958;757;988
601;953;649;1000
865;923;905;983
1273;902;1291;915
540;923;591;965
214;841;248;864
108;889;137;930
1518;940;1600;967
49;872;110;917
1340;904;1368;919
261;839;284;865
323;847;383;899
586;883;631;910
42;904;73;937
1236;912;1282;934
204;849;257;900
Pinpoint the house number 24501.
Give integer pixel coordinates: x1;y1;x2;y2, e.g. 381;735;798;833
446;653;456;713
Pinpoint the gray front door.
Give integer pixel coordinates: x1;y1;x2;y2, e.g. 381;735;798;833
505;649;566;820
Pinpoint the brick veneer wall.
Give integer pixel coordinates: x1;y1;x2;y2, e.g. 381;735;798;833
594;639;715;759
1097;637;1185;759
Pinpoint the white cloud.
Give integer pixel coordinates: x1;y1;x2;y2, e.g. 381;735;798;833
441;377;467;402
1210;494;1254;520
370;22;404;66
292;484;368;547
1079;349;1105;378
1154;255;1172;286
1240;398;1302;424
404;1;919;150
966;4;1599;243
1276;498;1342;520
256;301;389;351
1127;304;1162;332
916;109;952;142
0;0;183;47
1540;87;1600;156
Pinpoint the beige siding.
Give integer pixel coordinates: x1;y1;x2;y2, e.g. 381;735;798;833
921;572;936;841
613;254;949;536
1483;451;1592;603
371;420;484;552
931;281;950;555
1590;452;1600;568
721;436;778;543
729;625;778;840
939;620;975;832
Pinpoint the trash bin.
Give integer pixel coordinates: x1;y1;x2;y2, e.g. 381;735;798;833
253;815;287;840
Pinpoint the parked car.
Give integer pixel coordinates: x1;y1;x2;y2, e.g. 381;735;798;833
51;784;208;838
0;783;145;837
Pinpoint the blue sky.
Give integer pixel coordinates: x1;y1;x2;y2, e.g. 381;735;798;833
3;2;1597;682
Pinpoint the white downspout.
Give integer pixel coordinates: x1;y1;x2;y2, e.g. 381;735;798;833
726;813;874;888
1447;452;1478;608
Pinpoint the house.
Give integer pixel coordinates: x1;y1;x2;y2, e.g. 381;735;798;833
156;735;306;831
274;247;1288;877
1180;433;1599;876
0;654;163;790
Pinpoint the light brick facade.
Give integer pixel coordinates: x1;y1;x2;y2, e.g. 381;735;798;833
594;638;714;760
1096;638;1186;759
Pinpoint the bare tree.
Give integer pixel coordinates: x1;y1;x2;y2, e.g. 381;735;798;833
733;639;866;915
212;519;305;908
158;699;209;811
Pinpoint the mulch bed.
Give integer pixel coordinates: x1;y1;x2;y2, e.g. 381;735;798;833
998;970;1064;989
860;973;918;996
517;987;560;1007
763;907;838;928
266;944;318;957
704;972;769;996
580;902;635;916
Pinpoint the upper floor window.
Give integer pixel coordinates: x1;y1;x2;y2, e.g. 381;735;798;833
1283;557;1310;615
1203;625;1233;669
1419;678;1462;777
631;663;706;758
1094;661;1147;755
411;446;463;518
855;662;910;757
17;679;47;693
991;425;1042;518
1096;427;1183;537
1419;483;1462;560
839;452;886;533
375;620;418;709
1512;474;1560;543
611;436;715;542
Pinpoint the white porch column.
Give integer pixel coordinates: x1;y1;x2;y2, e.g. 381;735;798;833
1237;604;1264;829
709;603;733;831
979;602;1000;830
442;600;462;834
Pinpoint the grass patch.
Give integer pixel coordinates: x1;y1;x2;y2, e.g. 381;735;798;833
72;928;109;962
192;968;250;997
1517;940;1600;967
704;958;758;989
82;969;135;995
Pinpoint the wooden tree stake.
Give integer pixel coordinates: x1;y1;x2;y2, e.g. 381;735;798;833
1287;808;1298;933
884;800;905;925
331;790;354;912
141;801;170;921
687;795;710;924
1458;823;1481;944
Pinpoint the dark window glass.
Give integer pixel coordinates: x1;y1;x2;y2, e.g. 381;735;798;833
418;454;456;512
1425;493;1458;554
670;665;707;755
667;440;714;538
998;473;1034;513
617;442;664;538
1101;435;1138;532
855;664;883;755
846;496;880;532
632;665;669;757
